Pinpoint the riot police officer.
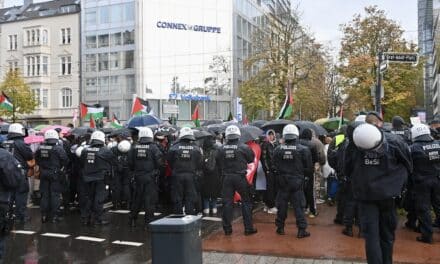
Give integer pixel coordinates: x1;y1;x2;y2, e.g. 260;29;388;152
2;123;34;224
345;123;412;264
0;147;22;261
390;116;411;145
128;128;164;227
410;124;440;244
78;131;116;226
35;129;69;223
220;125;257;236
111;137;132;209
273;124;312;238
167;127;202;215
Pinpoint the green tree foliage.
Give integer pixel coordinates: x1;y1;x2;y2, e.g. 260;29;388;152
339;6;424;121
0;70;38;122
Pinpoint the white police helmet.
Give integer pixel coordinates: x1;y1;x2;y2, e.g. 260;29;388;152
117;140;131;153
225;125;241;140
90;131;105;144
107;141;117;149
8;123;25;136
353;123;383;150
75;146;84;157
355;115;366;122
179;127;195;140
282;124;299;140
411;123;431;140
44;129;59;141
139;127;154;140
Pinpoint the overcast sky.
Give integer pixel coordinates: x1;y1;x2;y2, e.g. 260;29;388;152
297;0;418;54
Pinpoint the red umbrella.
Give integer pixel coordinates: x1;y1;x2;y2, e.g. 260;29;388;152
41;125;70;135
24;135;44;144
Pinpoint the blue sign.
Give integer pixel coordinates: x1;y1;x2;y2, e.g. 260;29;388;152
157;21;221;34
169;93;211;101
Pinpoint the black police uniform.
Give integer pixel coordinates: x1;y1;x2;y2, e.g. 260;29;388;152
219;138;255;234
80;141;117;225
2;134;33;222
273;140;312;235
410;135;440;243
167;139;203;215
344;132;412;264
128;138;164;225
0;148;22;260
35;140;69;222
111;145;132;209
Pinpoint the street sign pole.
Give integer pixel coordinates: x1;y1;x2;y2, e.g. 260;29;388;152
375;52;383;113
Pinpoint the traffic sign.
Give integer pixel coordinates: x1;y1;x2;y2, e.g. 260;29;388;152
383;52;418;63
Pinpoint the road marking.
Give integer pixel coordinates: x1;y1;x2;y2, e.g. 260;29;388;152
202;217;222;222
136;212;162;216
12;230;36;235
108;210;130;214
103;202;113;209
112;240;143;247
75;236;106;242
41;233;70;238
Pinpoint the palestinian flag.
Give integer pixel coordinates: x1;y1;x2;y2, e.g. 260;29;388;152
192;104;200;127
80;103;104;121
111;113;123;128
277;87;293;119
89;115;96;128
0;92;13;111
131;97;153;116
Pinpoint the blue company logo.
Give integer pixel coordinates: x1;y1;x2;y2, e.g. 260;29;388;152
169;93;211;101
157;21;221;34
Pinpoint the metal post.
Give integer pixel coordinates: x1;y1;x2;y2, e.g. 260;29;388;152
375;52;383;113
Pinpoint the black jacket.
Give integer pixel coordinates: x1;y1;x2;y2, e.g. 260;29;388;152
219;139;254;176
273;140;313;179
201;139;222;198
344;132;412;201
167;139;203;176
299;139;318;164
35;142;69;181
80;143;117;182
410;136;440;183
0;148;21;204
2;135;33;169
261;140;278;173
128;140;164;181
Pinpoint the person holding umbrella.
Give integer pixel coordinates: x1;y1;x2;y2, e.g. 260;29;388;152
261;129;279;214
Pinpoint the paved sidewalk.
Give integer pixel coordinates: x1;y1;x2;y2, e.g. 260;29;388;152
203;252;366;264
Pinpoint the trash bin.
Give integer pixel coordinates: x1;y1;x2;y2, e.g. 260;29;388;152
149;214;202;264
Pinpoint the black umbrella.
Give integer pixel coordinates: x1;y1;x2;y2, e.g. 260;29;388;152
239;125;264;143
206;123;226;134
201;119;223;126
250;120;267;128
294;121;327;136
261;119;295;133
192;129;213;139
109;128;132;138
69;127;95;137
100;127;114;135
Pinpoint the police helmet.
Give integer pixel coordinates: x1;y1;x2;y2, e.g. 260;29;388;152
44;129;59;141
90;131;105;144
139;127;154;141
8;123;25;136
117;140;131;153
225;125;241;140
411;123;431;140
282;124;299;140
179;127;195;141
353;123;383;150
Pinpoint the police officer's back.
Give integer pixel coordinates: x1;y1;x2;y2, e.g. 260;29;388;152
35;129;68;223
390;116;411;145
219;125;257;236
167;127;202;215
410;124;440;244
273;124;312;238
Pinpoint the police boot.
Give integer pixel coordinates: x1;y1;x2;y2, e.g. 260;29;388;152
297;229;310;239
342;226;353;237
244;227;258;236
276;227;285;235
41;216;48;223
416;236;433;244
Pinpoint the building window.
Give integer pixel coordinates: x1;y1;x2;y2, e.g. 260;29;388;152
126;74;135;93
86;54;96;72
85;78;97;96
99;77;109;95
61;28;71;44
61;88;72;108
8;35;17;50
110;52;119;69
25;29;44;46
123;30;134;45
42;30;48;45
100;6;110;24
124;2;135;22
110;32;121;46
8;61;18;72
86;35;96;48
110;4;123;23
33;88;48;108
123;50;134;69
99;53;109;71
85;9;96;25
60;56;72;75
60;5;76;13
98;34;109;48
109;76;119;93
25;55;49;76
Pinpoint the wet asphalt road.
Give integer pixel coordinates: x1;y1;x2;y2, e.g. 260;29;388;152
3;204;236;264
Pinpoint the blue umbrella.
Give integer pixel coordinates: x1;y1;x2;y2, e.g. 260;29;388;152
126;115;163;128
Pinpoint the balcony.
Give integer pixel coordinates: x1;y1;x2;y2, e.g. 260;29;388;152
24;75;50;84
23;45;51;55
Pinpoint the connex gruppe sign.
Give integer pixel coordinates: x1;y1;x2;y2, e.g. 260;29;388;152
156;21;221;34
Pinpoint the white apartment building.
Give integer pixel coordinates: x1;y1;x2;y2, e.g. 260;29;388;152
0;0;80;126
